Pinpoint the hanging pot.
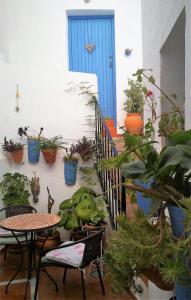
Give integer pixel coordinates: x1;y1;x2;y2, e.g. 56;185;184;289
168;205;191;299
125;113;144;135
42;148;57;164
64;160;78;185
28;139;40;163
10;149;23;164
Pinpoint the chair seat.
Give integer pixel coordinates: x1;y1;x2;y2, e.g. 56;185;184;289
0;234;28;245
45;241;85;267
0;227;23;237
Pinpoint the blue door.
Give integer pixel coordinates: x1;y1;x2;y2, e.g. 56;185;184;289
68;16;116;123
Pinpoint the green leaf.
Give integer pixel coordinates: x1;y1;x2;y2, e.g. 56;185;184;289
148;75;155;84
121;161;146;178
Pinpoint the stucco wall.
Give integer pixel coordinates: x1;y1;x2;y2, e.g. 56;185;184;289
142;0;191;129
0;0;142;130
0;62;97;212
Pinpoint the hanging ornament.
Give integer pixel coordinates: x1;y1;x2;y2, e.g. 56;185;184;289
15;84;20;112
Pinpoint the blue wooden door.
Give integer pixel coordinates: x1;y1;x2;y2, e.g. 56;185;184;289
68;16;116;123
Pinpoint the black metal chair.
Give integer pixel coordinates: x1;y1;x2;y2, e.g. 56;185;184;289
0;205;37;260
34;228;105;300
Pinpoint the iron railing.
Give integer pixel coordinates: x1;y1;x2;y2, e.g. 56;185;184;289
94;104;126;229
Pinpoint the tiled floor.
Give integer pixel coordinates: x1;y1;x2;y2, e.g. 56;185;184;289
0;249;136;300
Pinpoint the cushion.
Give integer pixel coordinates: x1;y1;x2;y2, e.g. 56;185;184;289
0;227;23;237
45;241;85;267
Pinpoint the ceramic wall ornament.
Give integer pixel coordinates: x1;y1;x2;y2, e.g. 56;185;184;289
15;84;20;112
85;44;96;54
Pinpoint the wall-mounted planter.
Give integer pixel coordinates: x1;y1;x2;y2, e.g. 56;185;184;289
10;149;24;164
64;160;78;185
42;148;57;164
28;139;40;163
125;113;143;135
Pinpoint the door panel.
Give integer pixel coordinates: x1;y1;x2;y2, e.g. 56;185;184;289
68;16;116;122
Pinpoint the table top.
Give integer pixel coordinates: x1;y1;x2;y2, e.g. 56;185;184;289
0;213;61;232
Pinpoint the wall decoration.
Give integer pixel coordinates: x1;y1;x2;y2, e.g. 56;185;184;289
15;84;20;112
85;44;96;54
125;48;132;56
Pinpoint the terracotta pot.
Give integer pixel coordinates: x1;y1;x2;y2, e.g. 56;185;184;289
125;113;144;135
42;148;57;164
35;230;60;250
142;268;174;291
11;149;23;163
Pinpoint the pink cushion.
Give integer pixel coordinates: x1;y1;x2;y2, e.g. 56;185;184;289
45;241;85;267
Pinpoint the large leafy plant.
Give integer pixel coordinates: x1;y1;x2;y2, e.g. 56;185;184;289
58;187;107;230
40;135;65;150
0;172;31;206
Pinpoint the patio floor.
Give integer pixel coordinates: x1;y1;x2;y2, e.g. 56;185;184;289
0;249;136;300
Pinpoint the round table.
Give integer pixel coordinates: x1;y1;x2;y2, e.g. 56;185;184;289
0;213;60;232
0;213;60;298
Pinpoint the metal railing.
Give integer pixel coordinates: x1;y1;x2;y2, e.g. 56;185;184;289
94;104;126;229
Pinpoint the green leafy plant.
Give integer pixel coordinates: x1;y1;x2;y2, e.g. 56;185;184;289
2;137;24;152
58;187;108;230
123;79;146;113
105;211;191;295
0;172;31;206
63;144;78;162
40;135;66;150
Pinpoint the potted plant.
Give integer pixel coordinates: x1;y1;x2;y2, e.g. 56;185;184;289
63;145;78;185
40;135;65;164
105;210;190;296
18;126;43;163
35;187;60;250
2;137;24;163
123;79;145;135
0;172;30;206
73;136;95;162
58;186;108;231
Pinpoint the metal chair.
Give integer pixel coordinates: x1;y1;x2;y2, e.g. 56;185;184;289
0;205;37;260
34;228;105;300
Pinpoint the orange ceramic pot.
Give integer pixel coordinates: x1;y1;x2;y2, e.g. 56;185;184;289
125;113;144;135
42;148;57;164
11;149;23;163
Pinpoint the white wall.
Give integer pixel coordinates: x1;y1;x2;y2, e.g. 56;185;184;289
0;0;142;130
0;62;97;212
142;0;191;130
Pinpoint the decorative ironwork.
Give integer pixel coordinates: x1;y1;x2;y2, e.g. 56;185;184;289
85;44;96;54
94;103;126;229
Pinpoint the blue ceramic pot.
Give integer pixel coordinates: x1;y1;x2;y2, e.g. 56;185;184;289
28;139;40;163
135;179;152;216
168;205;191;300
64;160;78;185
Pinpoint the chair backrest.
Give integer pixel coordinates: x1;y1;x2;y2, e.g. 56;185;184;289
80;228;105;268
4;205;37;218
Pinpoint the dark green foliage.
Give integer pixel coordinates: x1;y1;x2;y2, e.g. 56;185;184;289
105;211;191;295
0;172;30;206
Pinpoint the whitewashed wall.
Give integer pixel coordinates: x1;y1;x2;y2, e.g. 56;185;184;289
0;62;97;212
0;0;142;131
142;0;191;130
